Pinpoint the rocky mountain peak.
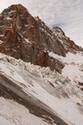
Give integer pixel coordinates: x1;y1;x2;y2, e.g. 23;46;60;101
0;4;82;73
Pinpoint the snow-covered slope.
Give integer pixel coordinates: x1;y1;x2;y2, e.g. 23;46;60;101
0;53;83;125
0;97;51;125
49;52;83;85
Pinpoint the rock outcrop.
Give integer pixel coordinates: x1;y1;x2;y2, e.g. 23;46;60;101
52;26;83;53
0;4;82;73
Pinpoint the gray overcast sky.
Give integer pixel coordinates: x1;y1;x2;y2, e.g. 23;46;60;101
0;0;83;47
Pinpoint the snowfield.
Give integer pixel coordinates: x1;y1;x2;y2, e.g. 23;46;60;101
0;53;83;125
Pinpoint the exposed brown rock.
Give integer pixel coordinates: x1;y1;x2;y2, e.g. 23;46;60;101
4;27;16;43
0;4;82;73
34;50;48;67
0;14;4;20
47;57;64;73
52;26;83;53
